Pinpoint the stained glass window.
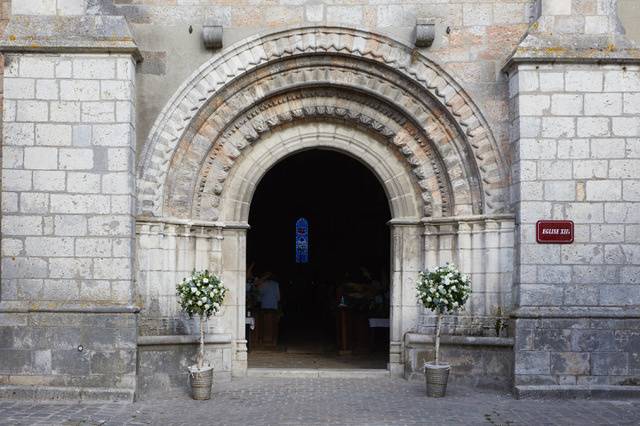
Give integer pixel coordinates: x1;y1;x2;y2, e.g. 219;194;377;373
295;217;309;264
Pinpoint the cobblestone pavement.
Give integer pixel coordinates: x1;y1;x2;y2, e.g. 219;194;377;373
1;377;640;425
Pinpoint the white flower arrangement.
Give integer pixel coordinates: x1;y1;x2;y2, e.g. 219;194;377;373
416;263;471;366
177;270;228;370
177;270;227;319
416;263;471;314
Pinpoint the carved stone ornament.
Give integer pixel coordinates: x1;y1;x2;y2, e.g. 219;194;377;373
415;19;436;48
202;18;223;49
138;27;508;222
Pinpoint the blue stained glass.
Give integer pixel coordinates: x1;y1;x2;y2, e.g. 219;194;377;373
295;217;309;264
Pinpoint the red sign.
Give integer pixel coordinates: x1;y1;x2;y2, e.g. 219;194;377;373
536;220;574;244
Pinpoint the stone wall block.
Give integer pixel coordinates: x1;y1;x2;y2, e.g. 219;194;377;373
90;350;135;375
533;328;572;351
571;329;616;352
550;351;590;375
591;352;629;375
51;349;91;375
2;257;48;279
563;284;599;305
566;70;603;92
0;350;30;374
515;351;550;375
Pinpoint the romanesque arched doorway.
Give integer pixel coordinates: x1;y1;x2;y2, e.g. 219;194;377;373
136;26;509;378
216;121;424;374
247;149;392;369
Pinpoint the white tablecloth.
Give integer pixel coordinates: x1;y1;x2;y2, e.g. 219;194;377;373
368;318;390;328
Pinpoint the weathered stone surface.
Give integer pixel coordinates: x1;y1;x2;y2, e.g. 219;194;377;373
2;0;640;401
0;16;141;60
550;352;590;375
137;342;232;397
404;334;513;390
0;312;137;400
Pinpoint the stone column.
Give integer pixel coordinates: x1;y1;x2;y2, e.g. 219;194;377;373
389;221;422;375
220;225;248;377
0;5;141;400
506;0;640;397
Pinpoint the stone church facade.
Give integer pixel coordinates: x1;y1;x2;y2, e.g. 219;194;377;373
1;0;639;400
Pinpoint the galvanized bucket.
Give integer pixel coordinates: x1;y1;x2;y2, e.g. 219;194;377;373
425;363;450;398
189;365;213;400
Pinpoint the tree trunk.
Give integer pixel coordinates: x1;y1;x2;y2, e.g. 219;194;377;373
197;315;206;369
434;312;442;365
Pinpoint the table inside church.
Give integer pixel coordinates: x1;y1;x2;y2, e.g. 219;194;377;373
336;308;390;354
247;310;280;350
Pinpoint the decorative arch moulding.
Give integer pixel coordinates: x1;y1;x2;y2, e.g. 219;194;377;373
214;124;426;222
137;26;509;223
188;89;456;221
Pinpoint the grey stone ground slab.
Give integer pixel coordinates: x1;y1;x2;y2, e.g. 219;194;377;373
1;377;640;425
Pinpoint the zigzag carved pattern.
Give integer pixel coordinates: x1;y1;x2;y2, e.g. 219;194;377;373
193;104;444;219
139;27;506;218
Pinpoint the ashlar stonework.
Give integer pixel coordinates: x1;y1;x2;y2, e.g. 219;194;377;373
0;0;639;401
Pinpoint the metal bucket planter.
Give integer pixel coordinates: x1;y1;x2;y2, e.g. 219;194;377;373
188;365;214;400
425;363;450;398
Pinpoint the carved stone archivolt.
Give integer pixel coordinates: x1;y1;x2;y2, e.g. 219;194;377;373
138;26;508;222
186;88;455;220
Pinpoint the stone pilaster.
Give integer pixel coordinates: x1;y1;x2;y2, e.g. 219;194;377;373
389;221;423;375
0;10;141;400
417;215;515;336
506;0;640;396
135;219;233;392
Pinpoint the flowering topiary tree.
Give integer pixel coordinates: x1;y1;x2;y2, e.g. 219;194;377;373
416;264;471;365
177;270;228;370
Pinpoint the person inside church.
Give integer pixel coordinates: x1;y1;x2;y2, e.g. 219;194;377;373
257;271;280;311
255;271;281;346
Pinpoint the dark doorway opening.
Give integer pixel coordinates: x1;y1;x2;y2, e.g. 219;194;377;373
246;149;391;369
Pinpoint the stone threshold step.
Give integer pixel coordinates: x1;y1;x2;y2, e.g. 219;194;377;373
247;368;390;379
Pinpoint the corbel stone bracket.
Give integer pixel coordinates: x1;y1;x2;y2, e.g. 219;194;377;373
0;15;142;62
203;18;223;49
415;19;436;48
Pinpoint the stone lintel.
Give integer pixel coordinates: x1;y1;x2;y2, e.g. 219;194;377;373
0;15;142;62
512;306;640;319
